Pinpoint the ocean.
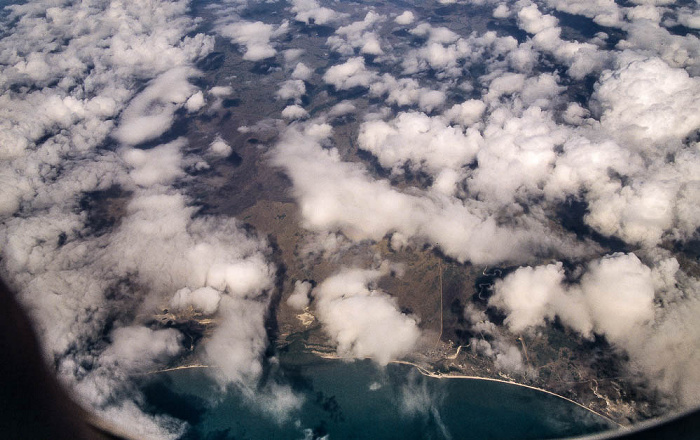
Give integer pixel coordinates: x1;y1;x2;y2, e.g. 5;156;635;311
140;355;616;440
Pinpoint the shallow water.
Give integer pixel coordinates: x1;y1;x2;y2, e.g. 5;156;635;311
141;355;616;440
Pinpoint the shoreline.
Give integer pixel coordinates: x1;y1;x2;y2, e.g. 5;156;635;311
146;364;210;374
148;348;622;429
311;350;623;429
393;359;623;429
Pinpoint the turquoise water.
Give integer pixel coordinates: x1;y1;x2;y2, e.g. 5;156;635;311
141;357;616;440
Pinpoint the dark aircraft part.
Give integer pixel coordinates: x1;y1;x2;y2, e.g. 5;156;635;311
1;275;698;440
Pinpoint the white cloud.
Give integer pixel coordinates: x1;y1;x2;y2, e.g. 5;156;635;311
0;1;291;434
276;79;307;102
328;101;357;118
100;326;184;373
216;20;289;61
493;4;510;18
122;139;186;188
281;104;310;120
492;253;656;343
312;267;421;365
677;8;700;29
171;286;222;315
358;111;481;175
283;48;305;64
467;106;568;205
491;262;568;333
291;62;313;81
287;280;312;310
185;91;205;112
592;54;700;148
400;25;522;79
210;86;233;97
627;5;663;22
205;255;275;298
402;40;470;77
369;74;447;111
444;99;486;127
410;23;460;44
632;274;700;407
210;135;233;157
271;123;591;265
395;11;415;25
327;11;385;56
290;0;346;25
585;177;677;247
113;67;199;146
516;3;608;79
204;297;269;384
5;0;700;429
542;0;622;27
494;341;528;374
491;252;700;406
484;72;526;101
323;57;379;90
580;253;656;344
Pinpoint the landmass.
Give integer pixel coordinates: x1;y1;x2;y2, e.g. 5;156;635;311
148;194;662;427
135;0;699;428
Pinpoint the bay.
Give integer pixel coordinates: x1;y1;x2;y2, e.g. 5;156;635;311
141;355;616;440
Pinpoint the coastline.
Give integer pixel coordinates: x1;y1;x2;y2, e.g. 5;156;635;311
146;364;210;374
145;347;621;430
311;350;623;429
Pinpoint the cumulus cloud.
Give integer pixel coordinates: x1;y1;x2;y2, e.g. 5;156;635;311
464;304;531;375
275;0;699;415
543;0;622;27
271;122;592;265
410;23;460;44
209;86;233;97
592;54;700;148
358;111;481;176
2;152;287;432
444;99;486;127
61;325;187;438
171;286;222;315
323;57;379;90
467;106;568;205
209;135;233;157
312;266;421;365
291;62;313;81
327;11;385;56
290;0;346;25
0;0;301;436
328;101;357;119
491;253;700;406
217;20;289;62
676;8;700;29
490;262;569;333
185;91;205;112
369;74;447;111
493;4;511;18
276;79;307;102
281;104;310;120
122;139;186;188
287;280;312;310
113;67;200;146
5;0;700;431
395;11;415;25
515;3;609;79
399;25;526;79
401;25;470;77
632;274;700;407
492;253;657;343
